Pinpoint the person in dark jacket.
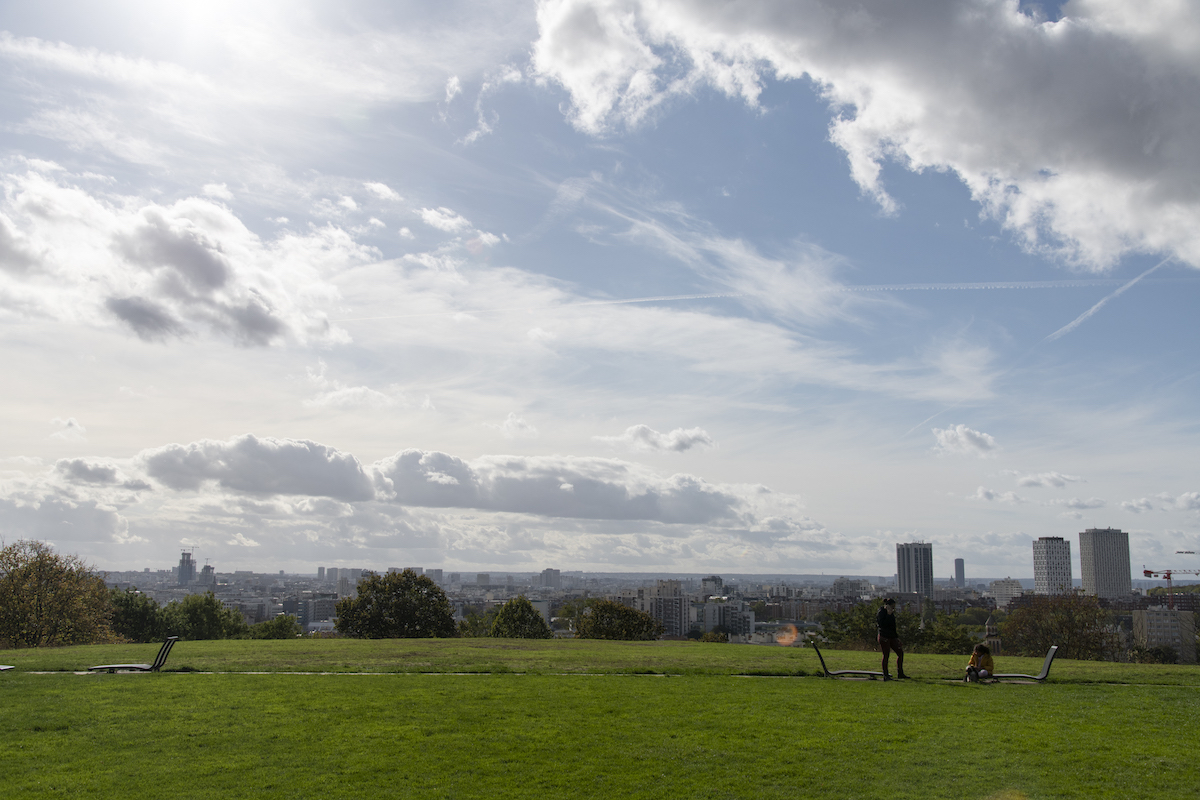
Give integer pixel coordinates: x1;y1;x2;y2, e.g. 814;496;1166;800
876;598;908;679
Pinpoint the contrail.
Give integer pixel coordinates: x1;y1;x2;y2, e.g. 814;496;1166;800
1042;256;1173;342
332;280;1127;323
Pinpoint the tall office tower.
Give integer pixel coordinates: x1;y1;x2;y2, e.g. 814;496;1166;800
1079;528;1132;599
954;558;965;589
476;573;490;586
896;542;934;598
1033;536;1073;595
317;567;325;581
540;568;562;589
425;569;443;584
177;551;197;586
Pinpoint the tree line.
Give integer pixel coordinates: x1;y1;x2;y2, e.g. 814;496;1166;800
0;541;664;647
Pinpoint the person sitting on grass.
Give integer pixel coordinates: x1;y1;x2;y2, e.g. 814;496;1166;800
964;644;994;683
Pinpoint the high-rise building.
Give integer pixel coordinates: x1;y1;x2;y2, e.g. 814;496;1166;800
425;569;443;584
1079;528;1132;599
317;567;325;581
896;542;934;598
1033;536;1072;595
177;551;196;586
540;568;561;589
476;573;490;586
954;558;965;589
989;577;1024;608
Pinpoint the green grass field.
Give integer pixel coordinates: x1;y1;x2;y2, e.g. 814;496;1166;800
2;640;1196;799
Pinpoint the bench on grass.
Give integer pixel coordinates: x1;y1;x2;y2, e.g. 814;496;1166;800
992;645;1058;682
810;642;887;679
0;665;13;672
89;636;179;674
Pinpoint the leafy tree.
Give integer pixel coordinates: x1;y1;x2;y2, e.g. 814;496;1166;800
162;591;250;640
575;599;662;641
921;613;977;655
458;605;498;638
491;595;553;639
250;614;302;639
110;587;166;643
750;600;769;620
821;600;923;650
1130;644;1177;664
336;569;456;639
1001;595;1116;660
0;540;114;647
556;597;600;633
700;631;728;643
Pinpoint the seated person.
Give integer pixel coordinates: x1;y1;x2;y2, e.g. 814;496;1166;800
964;644;994;682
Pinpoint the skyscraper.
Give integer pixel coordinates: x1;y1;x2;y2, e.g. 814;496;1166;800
177;550;196;586
954;558;965;589
1033;536;1072;595
896;542;934;598
1079;528;1132;599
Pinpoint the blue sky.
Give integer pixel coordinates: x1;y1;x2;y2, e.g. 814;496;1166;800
1;0;1198;580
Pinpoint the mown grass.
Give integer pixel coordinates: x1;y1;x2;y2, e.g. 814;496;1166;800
3;638;1198;685
1;667;1196;800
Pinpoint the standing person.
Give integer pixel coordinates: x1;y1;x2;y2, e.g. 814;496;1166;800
964;644;994;682
876;598;908;679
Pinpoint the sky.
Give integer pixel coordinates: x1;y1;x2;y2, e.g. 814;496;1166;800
1;0;1199;580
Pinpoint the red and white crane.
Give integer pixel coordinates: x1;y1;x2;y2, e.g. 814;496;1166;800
1142;567;1200;610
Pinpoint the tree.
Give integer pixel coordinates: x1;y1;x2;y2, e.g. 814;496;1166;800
0;540;114;647
921;613;976;655
110;587;166;643
821;600;923;650
162;591;250;640
458;605;498;637
490;595;553;639
335;569;456;639
575;599;663;641
1001;595;1116;660
250;614;302;639
557;597;600;633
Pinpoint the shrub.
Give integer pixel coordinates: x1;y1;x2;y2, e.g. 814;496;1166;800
576;599;663;641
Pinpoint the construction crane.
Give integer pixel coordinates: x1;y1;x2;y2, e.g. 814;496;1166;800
1142;567;1200;610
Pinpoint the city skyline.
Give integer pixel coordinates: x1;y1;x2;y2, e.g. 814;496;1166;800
2;1;1200;577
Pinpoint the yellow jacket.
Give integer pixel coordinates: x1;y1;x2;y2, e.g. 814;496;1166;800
967;652;994;673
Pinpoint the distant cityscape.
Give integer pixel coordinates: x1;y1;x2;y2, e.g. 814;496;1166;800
103;526;1196;662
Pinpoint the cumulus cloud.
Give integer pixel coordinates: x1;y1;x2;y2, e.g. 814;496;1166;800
487;412;539;439
533;0;1200;270
932;424;997;458
374;449;741;524
1121;497;1155;513
0;169;361;346
419;206;473;233
304;360;401;410
595;423;715;452
364;182;402;201
49;417;87;442
139;434;377;502
971;486;1023;505
1006;470;1083;488
1048;497;1106;510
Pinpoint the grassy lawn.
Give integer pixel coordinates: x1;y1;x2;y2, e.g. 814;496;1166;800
1;641;1196;799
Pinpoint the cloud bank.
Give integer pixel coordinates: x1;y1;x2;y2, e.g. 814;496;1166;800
534;0;1200;270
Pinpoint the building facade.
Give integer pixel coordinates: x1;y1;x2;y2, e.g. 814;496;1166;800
1079;528;1132;599
954;558;965;589
1033;536;1073;595
989;577;1025;609
1133;609;1197;664
896;542;934;598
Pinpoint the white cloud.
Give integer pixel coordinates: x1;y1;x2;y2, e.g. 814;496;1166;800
932;424;997;458
202;183;232;200
139;434;377;502
364;182;402;201
399;227;416;239
595;423;715;452
1006;470;1083;488
1048;497;1106;510
304;360;401;410
533;0;1200;270
227;532;260;547
1175;492;1200;511
971;486;1023;505
49;417;87;442
419;206;473;233
1120;497;1155;513
0;169;360;346
445;75;463;103
486;412;539;440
